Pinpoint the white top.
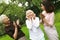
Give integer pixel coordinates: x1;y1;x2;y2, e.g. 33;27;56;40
26;17;44;40
42;11;54;26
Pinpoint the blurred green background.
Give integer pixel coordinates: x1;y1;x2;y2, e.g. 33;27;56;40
0;0;60;40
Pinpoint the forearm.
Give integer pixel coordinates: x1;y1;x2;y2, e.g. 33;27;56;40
43;18;52;26
13;27;18;40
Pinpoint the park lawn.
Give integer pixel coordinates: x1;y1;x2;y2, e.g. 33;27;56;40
0;22;60;40
0;10;60;40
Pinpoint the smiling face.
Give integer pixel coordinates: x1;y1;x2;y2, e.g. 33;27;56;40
28;13;34;18
41;4;45;11
41;1;54;13
26;10;36;19
3;17;10;25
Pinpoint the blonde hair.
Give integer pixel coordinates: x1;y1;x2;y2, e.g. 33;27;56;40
26;10;34;18
0;14;8;23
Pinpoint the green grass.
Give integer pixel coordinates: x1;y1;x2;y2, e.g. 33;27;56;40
0;35;13;40
0;23;60;40
55;23;60;40
0;10;60;40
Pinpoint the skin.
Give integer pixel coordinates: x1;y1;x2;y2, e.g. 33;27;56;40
3;16;19;40
26;12;36;21
41;4;45;11
3;17;10;26
40;4;53;27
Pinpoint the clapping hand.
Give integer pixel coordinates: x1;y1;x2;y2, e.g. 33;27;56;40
16;19;20;25
40;14;45;19
13;21;17;28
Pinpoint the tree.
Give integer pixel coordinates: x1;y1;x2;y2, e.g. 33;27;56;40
0;1;26;36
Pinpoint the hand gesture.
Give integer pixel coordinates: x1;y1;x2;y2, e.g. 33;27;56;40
16;19;20;25
13;21;17;28
40;14;45;19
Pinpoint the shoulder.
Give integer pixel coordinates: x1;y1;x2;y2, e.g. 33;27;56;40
42;11;47;16
52;12;54;15
26;19;30;23
50;12;54;16
42;11;46;14
26;19;28;22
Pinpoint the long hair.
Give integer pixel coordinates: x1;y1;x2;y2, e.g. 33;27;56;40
41;1;54;13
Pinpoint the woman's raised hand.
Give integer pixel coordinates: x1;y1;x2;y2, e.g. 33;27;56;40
40;14;45;19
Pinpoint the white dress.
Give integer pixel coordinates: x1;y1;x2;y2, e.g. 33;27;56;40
26;17;45;40
42;11;59;40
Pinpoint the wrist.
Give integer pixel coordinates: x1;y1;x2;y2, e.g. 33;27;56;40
15;27;17;30
14;25;17;28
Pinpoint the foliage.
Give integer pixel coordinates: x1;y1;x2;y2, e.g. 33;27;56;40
0;3;8;15
0;0;60;36
54;1;60;9
0;2;26;36
55;10;60;23
0;2;26;24
0;23;5;36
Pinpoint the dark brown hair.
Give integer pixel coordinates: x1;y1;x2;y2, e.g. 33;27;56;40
41;1;54;13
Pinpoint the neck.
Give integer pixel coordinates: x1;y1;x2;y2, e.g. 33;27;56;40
5;23;10;27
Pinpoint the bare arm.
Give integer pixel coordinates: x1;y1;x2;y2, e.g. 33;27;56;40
43;13;54;27
13;21;18;40
40;13;45;24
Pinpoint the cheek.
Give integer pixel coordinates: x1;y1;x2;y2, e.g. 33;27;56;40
41;6;44;10
3;19;8;23
29;15;32;17
3;21;7;24
41;4;45;10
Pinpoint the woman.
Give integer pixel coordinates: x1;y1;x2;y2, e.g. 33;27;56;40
26;10;45;40
0;14;26;40
40;1;59;40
